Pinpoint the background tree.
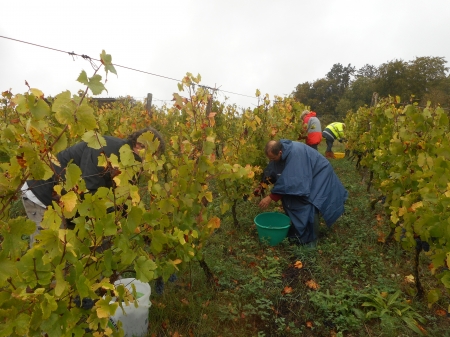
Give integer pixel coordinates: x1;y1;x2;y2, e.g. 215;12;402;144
407;56;449;105
293;57;449;119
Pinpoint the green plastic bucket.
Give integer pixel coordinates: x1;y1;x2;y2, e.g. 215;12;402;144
254;212;291;246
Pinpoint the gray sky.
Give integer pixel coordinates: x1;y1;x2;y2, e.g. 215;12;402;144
1;0;449;109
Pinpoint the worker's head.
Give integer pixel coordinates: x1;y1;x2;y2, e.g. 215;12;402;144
300;110;309;120
127;127;165;157
265;140;282;161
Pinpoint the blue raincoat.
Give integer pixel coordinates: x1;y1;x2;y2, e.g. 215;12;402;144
269;140;348;243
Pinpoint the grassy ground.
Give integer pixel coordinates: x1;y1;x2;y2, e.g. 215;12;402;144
147;142;450;337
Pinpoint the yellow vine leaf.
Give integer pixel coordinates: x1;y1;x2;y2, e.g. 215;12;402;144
410;201;423;212
30;88;44;98
204;191;213;203
398;206;407;217
207;217;221;230
60;191;78;212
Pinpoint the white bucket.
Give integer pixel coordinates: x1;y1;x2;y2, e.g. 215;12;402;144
108;278;152;337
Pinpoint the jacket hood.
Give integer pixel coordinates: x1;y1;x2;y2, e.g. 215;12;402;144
305;111;317;119
280;139;293;160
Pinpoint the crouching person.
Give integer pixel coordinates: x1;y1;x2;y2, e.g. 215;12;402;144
258;140;348;247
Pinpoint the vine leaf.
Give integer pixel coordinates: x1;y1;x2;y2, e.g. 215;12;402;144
77;104;97;130
65;163;83;190
427;289;440;307
54;265;68;297
95;297;118;318
60;191;78;213
29;96;50;120
0;257;17;284
134;256;157;283
77;71;107;95
41;293;58;319
100;50;117;76
82;131;106;149
126;206;143;233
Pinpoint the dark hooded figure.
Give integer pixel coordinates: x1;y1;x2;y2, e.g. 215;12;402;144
21;127;165;247
258;139;348;246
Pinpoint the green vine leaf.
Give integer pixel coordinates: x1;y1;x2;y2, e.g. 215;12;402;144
82;131;106;149
134;256;157;283
100;50;117;76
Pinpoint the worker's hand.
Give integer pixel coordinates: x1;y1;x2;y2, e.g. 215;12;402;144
259;195;272;209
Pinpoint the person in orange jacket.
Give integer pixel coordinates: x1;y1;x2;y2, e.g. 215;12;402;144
298;110;322;150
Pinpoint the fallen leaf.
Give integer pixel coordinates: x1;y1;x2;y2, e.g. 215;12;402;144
180;298;189;305
172;332;180;337
380;292;388;298
282;286;293;294
417;324;427;334
428;263;436;274
306;279;319;290
435;309;447;316
405;274;415;283
306;321;313;328
294;261;303;269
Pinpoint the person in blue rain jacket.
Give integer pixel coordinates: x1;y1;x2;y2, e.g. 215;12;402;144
258;139;348;246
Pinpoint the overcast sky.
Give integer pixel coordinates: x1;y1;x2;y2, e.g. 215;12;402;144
1;0;449;110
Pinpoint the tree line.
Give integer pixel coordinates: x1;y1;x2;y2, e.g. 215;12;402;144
292;56;450;121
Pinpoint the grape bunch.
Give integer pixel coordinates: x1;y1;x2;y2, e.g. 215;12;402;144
168;273;178;282
154;277;165;295
415;238;430;253
73;296;95;310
